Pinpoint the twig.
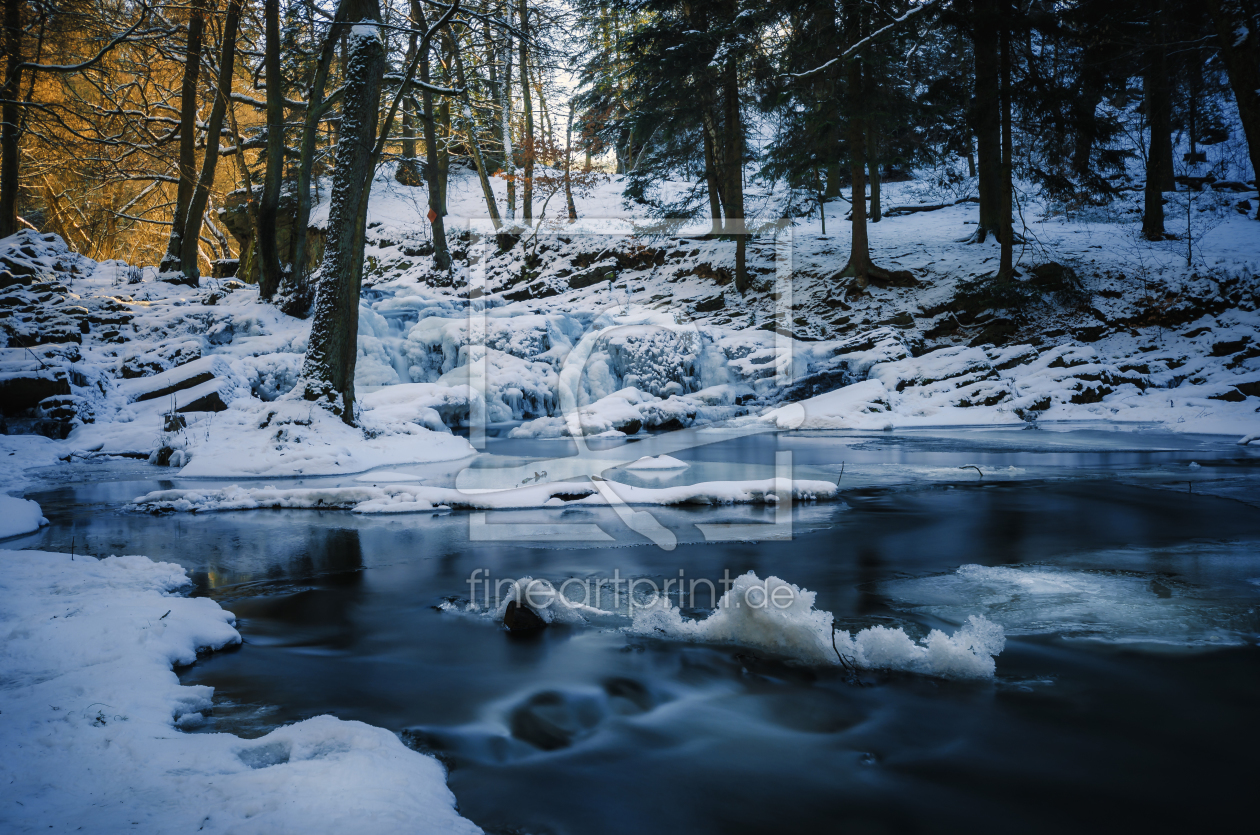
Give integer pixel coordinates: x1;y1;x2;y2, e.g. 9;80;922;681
959;465;983;478
831;617;860;681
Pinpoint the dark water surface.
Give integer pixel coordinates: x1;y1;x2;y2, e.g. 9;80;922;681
17;428;1260;834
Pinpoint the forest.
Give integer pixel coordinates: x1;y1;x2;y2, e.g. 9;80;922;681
2;4;1260;835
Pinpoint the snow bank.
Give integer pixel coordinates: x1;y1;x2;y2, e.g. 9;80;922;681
622;454;690;470
0;549;481;835
758;379;891;430
127;477;840;514
0;494;48;538
629;571;1005;678
172;398;475;478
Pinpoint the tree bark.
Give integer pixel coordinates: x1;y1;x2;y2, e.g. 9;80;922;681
257;0;285;299
0;0;19;239
299;5;385;423
702;124;723;234
518;0;534;223
178;0;244;285
396;26;422;186
1204;0;1260;219
867;127;881;223
723;57;747;294
284;0;350;316
564;106;577;222
159;0;205;272
971;0;1002;241
838;0;889;288
998;18;1014;277
415;0;452;270
450;30;501;228
500;20;516;221
1142;0;1172;240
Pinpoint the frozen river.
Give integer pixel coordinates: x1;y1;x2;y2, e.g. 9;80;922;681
18;426;1260;834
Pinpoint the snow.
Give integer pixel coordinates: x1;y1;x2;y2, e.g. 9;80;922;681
630;571;1005;678
0;549;480;834
759;379;891;430
622;454;690;470
0;494;47;539
127;477;840;514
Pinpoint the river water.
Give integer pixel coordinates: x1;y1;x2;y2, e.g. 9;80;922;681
18;426;1260;834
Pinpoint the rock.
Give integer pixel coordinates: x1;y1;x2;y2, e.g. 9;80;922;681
503;599;547;633
509;691;586;750
1210;388;1247;402
0;372;71;415
1234;380;1260;398
1028;262;1080;293
867;270;919;288
693;293;725;312
1211;338;1250;356
1075;324;1108;342
1210;180;1251;192
37;394;92;423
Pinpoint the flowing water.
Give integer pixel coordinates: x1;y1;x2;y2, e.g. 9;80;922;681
14;426;1260;834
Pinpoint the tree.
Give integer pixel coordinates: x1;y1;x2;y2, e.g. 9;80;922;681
174;0;245;285
297;0;387;422
257;0;286;298
1204;0;1260;219
1142;0;1173;240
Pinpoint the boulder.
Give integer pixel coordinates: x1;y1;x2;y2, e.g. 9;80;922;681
503;599;547;633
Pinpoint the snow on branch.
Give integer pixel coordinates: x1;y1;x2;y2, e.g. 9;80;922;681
784;0;941;80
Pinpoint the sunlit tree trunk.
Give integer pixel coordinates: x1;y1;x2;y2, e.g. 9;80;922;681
178;0;244;285
158;0;204;272
257;0;285;298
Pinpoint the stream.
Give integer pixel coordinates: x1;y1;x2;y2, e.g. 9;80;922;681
16;426;1260;834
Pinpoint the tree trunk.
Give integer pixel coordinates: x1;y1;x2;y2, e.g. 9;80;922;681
998;20;1014;277
450;31;501;227
1142;0;1172;240
838;0;889;288
1204;0;1260;219
500;24;516;221
177;0;244;285
0;0;19;239
159;0;204;272
1071;46;1105;178
518;0;534;223
702;125;723;234
257;0;285;299
564;107;577;222
842;54;873;285
299;4;385;423
284;0;349;316
867;127;881;223
971;0;1002;241
723;58;747;294
396;27;422;186
415;1;451;270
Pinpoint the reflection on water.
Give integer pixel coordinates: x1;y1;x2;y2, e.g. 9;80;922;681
13;430;1260;834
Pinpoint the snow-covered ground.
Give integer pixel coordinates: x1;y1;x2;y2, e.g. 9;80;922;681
0;549;481;834
2;166;1257;492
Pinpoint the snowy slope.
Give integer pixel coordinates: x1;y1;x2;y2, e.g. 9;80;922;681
0;549;481;835
1;166;1257;483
